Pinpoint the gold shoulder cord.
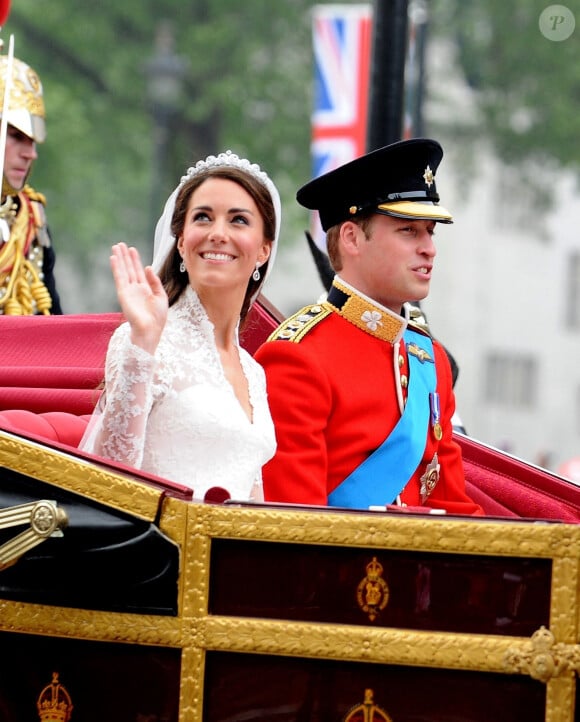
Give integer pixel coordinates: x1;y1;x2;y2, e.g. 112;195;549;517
0;195;52;315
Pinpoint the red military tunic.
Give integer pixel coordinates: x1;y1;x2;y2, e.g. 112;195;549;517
255;280;483;516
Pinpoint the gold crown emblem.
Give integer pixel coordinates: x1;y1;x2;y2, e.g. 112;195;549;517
37;672;73;722
365;556;384;580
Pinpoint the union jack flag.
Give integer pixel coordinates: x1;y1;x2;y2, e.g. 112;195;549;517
310;4;372;248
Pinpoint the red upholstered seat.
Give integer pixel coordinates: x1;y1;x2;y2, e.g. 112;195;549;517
0;300;283;451
0;410;92;447
0;298;281;416
459;433;580;523
0;312;122;415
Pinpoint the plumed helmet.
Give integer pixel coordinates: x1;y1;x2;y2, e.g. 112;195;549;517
0;55;46;143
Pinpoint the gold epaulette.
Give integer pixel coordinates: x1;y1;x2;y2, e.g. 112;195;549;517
22;184;47;206
407;304;432;338
266;303;331;343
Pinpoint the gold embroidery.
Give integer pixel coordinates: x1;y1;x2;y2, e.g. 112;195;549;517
407;342;433;363
327;279;406;343
267;304;331;343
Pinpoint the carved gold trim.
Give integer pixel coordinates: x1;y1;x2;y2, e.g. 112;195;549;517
200;617;523;673
546;677;576;722
4;596;579;684
158;496;189;545
0;599;182;647
504;627;580;683
194;504;580;561
180;647;205;721
0;431;163;520
550;555;580;642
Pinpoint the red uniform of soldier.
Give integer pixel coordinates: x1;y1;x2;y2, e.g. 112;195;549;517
255;139;483;515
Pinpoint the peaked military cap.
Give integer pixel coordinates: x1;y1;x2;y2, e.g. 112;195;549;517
297;138;453;231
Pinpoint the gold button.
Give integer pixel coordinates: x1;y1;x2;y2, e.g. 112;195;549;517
349;205;358;215
400;375;408;388
398;355;404;367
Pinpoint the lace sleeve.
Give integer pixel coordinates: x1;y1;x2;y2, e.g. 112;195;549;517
79;325;156;469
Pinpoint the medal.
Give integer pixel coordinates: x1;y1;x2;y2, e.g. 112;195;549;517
429;392;442;440
420;453;440;503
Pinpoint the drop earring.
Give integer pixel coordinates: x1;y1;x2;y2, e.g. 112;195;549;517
180;261;186;273
252;263;261;282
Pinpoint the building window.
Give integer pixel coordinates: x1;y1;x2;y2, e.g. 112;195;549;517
484;352;537;408
566;251;580;330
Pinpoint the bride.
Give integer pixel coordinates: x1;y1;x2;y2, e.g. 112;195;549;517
79;151;280;502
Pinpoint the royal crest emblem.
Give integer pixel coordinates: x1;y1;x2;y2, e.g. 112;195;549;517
356;556;389;621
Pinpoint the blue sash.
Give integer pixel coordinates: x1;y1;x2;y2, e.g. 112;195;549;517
328;329;436;508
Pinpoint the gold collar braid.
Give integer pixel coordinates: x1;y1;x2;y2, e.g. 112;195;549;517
0;193;52;315
325;277;407;344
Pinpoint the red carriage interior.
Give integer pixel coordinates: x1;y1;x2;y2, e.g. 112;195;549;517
1;298;579;522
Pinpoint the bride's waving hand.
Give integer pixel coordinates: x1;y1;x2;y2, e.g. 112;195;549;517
110;242;168;354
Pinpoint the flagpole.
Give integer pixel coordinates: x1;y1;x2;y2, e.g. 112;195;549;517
366;0;409;150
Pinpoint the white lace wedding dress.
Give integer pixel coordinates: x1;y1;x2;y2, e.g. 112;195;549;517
79;285;276;501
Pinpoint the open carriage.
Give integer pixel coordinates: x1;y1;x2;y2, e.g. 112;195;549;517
1;298;580;722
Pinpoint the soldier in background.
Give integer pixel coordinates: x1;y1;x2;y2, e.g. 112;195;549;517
0;54;62;314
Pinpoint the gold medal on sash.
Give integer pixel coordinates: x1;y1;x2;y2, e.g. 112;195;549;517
429;392;442;441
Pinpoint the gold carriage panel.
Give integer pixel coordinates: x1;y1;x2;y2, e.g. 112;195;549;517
2;427;580;721
202;651;546;722
208;538;552;635
0;630;181;722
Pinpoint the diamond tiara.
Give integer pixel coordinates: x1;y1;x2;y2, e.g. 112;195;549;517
179;149;271;190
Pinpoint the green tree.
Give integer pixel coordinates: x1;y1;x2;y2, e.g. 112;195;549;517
4;1;578;308
4;0;319;309
430;0;580;172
